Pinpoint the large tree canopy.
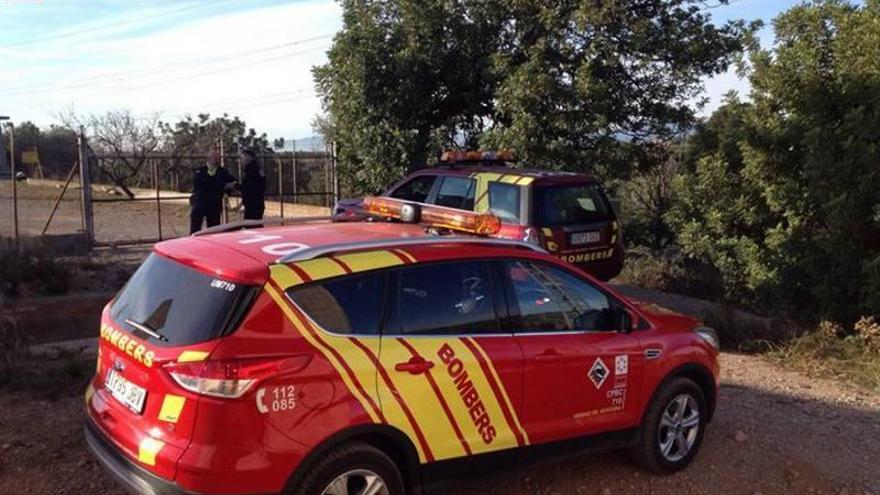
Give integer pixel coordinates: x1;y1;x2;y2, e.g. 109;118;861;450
314;0;747;193
669;0;880;324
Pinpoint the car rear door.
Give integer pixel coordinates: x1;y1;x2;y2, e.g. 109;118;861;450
500;259;643;444
531;182;619;262
88;254;257;479
377;260;528;464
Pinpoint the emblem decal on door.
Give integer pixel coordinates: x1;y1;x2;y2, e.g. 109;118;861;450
615;355;628;376
588;357;609;389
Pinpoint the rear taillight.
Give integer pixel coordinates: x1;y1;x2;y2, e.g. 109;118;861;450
164;356;311;399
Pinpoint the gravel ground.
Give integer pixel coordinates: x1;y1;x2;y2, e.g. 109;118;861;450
1;353;877;495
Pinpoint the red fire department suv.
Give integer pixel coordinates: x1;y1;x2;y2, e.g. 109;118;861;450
85;199;719;495
333;151;625;280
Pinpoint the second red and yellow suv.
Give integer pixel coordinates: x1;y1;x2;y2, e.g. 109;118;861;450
333;151;625;280
85;202;719;495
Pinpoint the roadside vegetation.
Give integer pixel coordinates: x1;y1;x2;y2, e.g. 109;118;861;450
0;241;72;298
768;318;880;393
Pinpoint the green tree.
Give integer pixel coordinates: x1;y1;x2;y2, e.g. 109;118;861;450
481;1;746;178
315;0;746;194
314;0;502;193
159;113;269;157
669;0;880;324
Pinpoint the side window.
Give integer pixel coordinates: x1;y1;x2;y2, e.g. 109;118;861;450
488;182;521;221
387;261;497;335
503;261;616;332
389;175;436;203
433;176;476;210
286;272;386;335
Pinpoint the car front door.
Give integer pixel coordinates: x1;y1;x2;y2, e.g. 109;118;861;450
501;259;644;444
377;260;528;464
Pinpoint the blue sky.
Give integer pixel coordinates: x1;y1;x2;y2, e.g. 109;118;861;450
0;0;826;141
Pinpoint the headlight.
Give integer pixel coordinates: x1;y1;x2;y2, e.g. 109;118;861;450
694;326;719;350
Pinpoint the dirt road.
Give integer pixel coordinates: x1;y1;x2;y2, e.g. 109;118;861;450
1;353;876;495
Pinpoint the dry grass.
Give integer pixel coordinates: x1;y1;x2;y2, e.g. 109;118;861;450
767;317;880;392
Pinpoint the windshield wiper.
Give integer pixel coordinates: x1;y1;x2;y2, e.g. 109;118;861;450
124;318;169;342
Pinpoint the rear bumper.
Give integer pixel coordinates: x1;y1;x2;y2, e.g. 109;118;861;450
85;417;197;495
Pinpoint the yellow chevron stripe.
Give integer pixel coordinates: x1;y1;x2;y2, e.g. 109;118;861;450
270;264;304;289
264;285;383;425
499;175;521;184
464;337;529;445
379;338;469;460
335;250;404;273
400;338;521;456
294;258;347;281
393;249;418;264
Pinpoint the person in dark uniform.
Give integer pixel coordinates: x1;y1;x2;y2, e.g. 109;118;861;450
238;148;266;220
190;151;236;234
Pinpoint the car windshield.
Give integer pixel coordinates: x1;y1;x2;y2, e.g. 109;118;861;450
533;183;611;226
110;254;255;346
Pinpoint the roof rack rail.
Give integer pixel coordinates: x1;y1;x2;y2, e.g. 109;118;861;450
192;216;331;237
276;236;546;264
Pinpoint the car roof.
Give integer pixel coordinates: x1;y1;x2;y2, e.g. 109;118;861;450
153;221;547;286
410;165;600;184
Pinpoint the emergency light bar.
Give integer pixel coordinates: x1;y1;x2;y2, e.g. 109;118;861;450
439;149;515;164
363;196;502;236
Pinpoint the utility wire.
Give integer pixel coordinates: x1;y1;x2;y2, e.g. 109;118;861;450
150;93;317;122
27;44;328;110
0;0;235;49
4;33;333;96
141;88;314;118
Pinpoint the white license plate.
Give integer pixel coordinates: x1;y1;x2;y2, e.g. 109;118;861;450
571;231;601;245
105;369;147;414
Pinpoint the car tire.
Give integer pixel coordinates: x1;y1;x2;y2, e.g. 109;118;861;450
291;441;406;495
629;377;707;474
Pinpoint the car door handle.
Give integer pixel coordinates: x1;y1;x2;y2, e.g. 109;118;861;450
644;348;663;359
534;350;563;362
395;358;435;375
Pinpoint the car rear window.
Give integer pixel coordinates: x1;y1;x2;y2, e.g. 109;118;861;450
110;254;256;346
287;272;386;335
533;183;612;226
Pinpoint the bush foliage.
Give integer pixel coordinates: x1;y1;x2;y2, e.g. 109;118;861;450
667;1;880;326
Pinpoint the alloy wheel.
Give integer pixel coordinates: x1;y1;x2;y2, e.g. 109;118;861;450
658;393;700;462
320;469;389;495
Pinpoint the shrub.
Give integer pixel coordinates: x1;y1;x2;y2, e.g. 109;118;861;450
768;318;880;392
0;244;71;298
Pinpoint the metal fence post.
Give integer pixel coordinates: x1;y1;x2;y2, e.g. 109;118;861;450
332;141;339;205
9;123;18;246
278;158;284;219
154;160;162;240
291;141;298;205
78;126;95;247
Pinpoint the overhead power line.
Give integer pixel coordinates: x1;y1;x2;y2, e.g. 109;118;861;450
149;93;318;122
141;88;315;118
3;33;333;96
0;0;235;49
